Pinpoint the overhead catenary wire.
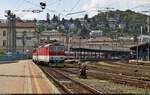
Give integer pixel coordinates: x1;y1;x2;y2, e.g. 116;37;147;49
23;0;40;8
11;0;84;19
45;0;59;6
70;0;81;12
53;0;61;11
65;6;105;16
66;10;86;16
23;0;57;12
131;1;150;10
12;0;22;10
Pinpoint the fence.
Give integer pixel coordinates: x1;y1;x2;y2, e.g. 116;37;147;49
0;53;27;61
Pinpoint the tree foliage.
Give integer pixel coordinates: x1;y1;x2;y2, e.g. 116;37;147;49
38;10;150;38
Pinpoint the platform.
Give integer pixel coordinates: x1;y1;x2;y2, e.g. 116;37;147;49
0;60;60;94
129;60;150;64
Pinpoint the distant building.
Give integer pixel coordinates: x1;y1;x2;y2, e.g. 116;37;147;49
87;37;132;51
69;23;76;29
35;20;47;26
118;36;134;41
79;18;86;24
118;23;126;28
40;31;88;49
90;30;103;38
108;17;118;28
137;35;150;43
0;19;7;23
0;22;38;54
40;30;66;45
70;34;88;48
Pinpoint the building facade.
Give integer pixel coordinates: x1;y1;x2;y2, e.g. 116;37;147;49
90;30;103;38
40;30;66;45
0;22;38;54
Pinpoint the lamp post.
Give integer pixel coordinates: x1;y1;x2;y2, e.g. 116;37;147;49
136;36;138;63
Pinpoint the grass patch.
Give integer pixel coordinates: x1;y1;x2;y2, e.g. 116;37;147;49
98;61;117;67
84;61;90;65
125;89;150;94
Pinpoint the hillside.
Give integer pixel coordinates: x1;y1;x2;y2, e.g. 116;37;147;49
88;10;149;38
42;10;150;39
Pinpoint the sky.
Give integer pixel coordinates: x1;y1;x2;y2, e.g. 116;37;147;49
0;0;150;20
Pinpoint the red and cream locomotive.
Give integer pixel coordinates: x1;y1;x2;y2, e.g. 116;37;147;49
32;43;66;66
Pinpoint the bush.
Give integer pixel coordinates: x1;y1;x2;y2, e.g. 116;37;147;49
0;50;7;55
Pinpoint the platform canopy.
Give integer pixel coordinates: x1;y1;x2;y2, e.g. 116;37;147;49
130;42;150;51
70;47;130;53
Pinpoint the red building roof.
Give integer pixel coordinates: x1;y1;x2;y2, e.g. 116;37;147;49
0;22;35;28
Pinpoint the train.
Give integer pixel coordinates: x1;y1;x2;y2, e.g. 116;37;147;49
32;42;131;66
32;43;66;66
65;51;104;60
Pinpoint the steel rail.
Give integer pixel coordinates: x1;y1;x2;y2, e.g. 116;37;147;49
39;66;102;94
53;68;102;94
40;66;73;94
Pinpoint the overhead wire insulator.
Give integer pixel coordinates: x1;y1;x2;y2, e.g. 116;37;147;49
40;2;46;10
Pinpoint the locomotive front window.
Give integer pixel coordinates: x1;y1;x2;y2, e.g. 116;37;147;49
50;46;56;51
50;46;64;51
57;46;64;51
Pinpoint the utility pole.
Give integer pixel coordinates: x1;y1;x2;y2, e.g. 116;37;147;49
98;7;114;20
66;24;71;52
141;26;143;43
22;31;27;53
5;10;16;52
66;30;69;51
106;7;110;20
147;16;150;61
36;25;41;46
79;37;81;60
136;37;138;63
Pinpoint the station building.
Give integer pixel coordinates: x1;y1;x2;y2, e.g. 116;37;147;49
0;22;38;54
40;30;66;45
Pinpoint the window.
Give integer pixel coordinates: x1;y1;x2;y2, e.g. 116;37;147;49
57;46;64;51
50;46;56;51
3;31;6;36
49;46;64;51
3;40;6;47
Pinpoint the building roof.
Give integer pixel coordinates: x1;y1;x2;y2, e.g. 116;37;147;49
130;42;150;50
42;30;59;33
41;30;65;36
70;47;130;53
0;22;35;28
88;37;113;42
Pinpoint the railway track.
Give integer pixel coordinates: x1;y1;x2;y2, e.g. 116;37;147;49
58;67;150;90
39;65;102;94
66;62;150;80
106;61;150;72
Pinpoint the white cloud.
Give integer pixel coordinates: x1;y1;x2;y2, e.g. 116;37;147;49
81;0;150;17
